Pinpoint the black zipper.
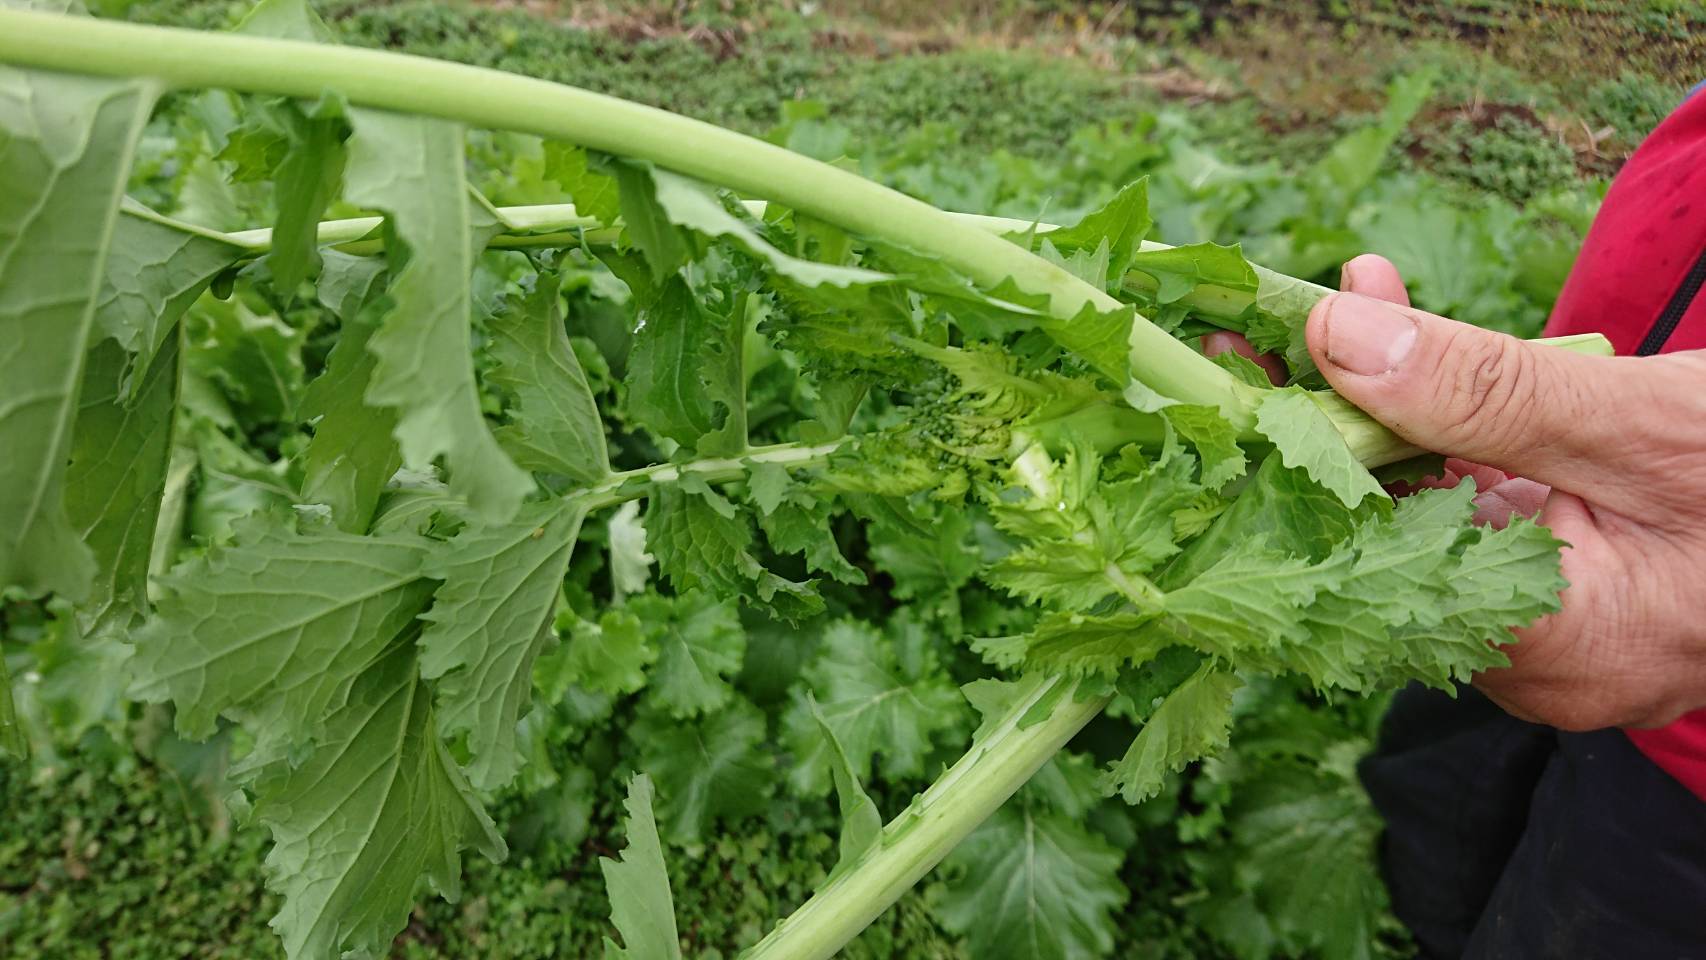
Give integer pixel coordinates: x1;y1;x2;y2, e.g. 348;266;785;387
1636;245;1706;356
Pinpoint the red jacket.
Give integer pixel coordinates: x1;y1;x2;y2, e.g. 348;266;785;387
1541;86;1706;798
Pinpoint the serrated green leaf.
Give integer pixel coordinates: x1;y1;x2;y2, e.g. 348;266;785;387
608;254;745;455
0;68;158;598
632;700;772;845
599;774;683;960
647;487;822;620
565;607;653;696
543;142;619;225
1127;241;1259;307
489;269;610;483
934;803;1127;960
97;208;239;395
316;249;387;322
809;698;882;877
633;591;744;719
246;641;504;960
760;496;866;586
608;500;653;599
1121;379;1247;488
345;108;532;517
1227;765;1387;960
233;0;334;42
1254;388;1386;508
131;521;434;743
186;295;307;423
65;332;179;630
1103;663;1240;803
1033;177;1154;288
784;619;966;796
1160;545;1345;655
1009;610;1170;678
745;461;791;515
1209;348;1277;388
418;501;583;789
298;313;402;533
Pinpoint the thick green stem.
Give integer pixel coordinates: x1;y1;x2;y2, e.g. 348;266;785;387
0;8;1245;416
742;677;1108;960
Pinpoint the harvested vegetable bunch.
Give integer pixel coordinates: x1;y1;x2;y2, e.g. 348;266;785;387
0;2;1605;959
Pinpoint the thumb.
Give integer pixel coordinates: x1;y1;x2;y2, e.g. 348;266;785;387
1306;292;1635;495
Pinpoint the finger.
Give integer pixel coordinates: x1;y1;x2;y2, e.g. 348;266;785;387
1201;330;1288;386
1304;292;1652;501
1340;254;1411;307
1470;476;1550;529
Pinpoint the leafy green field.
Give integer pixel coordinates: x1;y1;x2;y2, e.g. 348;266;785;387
0;1;1689;958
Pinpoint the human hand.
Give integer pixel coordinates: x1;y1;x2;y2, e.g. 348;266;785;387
1298;255;1706;731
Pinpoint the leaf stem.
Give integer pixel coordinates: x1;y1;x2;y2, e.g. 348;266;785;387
575;440;845;512
741;677;1108;960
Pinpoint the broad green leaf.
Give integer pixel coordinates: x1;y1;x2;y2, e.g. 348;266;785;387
643;165;889;290
810;698;882;878
344;108;532;517
1009;610;1170;678
418;501;583;790
65;332;179;629
233;0;335;42
488;268;610;483
647;487;822;620
1310;70;1435;202
315;249;387;321
0;69;158;598
131;520;434;743
565;607;653;696
987;450;1198;611
1032;177;1154;288
1254;388;1386;508
544;143;619;225
607;500;653;599
1163;454;1383;587
784;619;966;796
760;496;866;586
187;295;307;423
97;207;239;394
1123;380;1247;489
606;252;746;456
632;591;745;719
298;313;402;533
255;102;347;294
1127;241;1260;307
934;803;1127;960
247;641;504;960
600;774;682;960
1227;765;1387;960
1103;663;1240;803
632;700;772;845
1160;545;1345;656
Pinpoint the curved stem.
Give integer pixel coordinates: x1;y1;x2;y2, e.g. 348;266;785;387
0;8;1245;416
742;678;1109;960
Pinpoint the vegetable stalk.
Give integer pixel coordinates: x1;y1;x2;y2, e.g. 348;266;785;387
742;678;1108;960
0;8;1248;416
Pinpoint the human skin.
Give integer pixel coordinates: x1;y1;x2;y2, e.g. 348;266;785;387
1203;254;1706;732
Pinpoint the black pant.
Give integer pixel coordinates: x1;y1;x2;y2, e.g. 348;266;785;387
1358;684;1706;959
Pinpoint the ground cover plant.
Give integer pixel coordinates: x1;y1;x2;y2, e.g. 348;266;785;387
0;1;1618;957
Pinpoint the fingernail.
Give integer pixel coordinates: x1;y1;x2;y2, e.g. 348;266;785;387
1339;261;1352;290
1323;294;1418;376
